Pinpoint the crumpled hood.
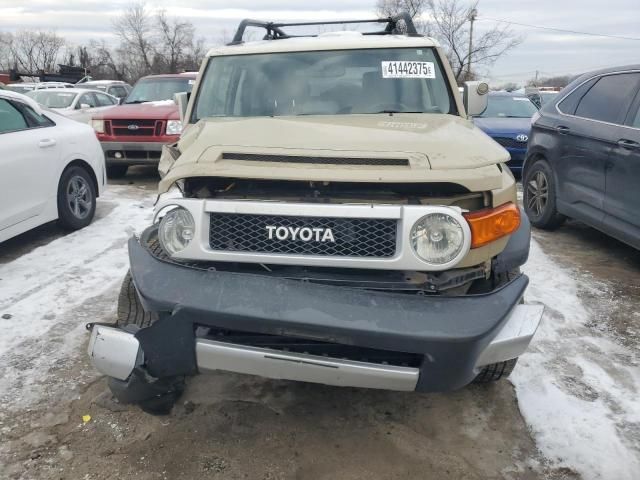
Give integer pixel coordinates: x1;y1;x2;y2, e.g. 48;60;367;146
92;101;179;121
472;116;532;135
160;114;510;193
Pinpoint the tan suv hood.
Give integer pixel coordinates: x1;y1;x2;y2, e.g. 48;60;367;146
161;114;509;193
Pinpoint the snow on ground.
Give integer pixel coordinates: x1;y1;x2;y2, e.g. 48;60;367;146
0;185;154;413
517;241;640;480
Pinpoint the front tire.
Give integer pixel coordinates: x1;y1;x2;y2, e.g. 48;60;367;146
112;272;183;415
474;358;518;383
57;166;96;230
523;159;565;229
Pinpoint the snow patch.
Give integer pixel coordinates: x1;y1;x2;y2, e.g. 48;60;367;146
0;185;154;411
516;240;640;480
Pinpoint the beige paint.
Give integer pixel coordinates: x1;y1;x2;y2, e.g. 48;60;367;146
160;114;510;193
158;34;519;268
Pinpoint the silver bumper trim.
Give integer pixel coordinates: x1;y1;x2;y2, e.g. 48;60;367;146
195;339;419;391
475;304;544;368
87;325;418;390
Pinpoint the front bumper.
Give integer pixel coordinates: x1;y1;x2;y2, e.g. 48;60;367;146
99;141;167;165
88;235;543;393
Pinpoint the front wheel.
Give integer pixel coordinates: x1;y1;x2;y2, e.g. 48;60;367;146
57;166;96;230
474;358;518;383
523;159;565;229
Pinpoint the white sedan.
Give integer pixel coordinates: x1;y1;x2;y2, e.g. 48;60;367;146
0;90;106;243
27;88;119;123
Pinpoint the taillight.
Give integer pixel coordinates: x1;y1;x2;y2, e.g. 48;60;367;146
463;202;521;248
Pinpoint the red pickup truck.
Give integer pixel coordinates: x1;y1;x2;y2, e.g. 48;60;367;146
91;73;197;178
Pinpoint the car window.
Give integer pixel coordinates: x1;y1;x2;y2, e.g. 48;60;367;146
0;99;28;133
476;95;537;118
574;73;640;124
109;86;127;98
631;106;640;129
95;93;117;106
79;93;98;108
557;78;597;115
19;104;55;128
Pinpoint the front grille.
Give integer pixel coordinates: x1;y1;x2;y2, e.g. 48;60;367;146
110;119;159;137
222;152;409;166
493;137;527;149
209;213;397;257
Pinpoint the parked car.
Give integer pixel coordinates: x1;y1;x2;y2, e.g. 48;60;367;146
87;13;543;414
5;82;75;94
473;92;538;176
78;80;132;101
90;73;197;178
0;90;106;243
27;88;119;123
524;65;640;249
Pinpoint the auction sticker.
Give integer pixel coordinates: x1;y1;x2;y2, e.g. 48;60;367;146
382;61;435;79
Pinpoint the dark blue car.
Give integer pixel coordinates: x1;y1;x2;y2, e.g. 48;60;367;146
472;92;538;176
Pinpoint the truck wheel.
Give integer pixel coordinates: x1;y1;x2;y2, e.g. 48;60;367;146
106;165;128;178
474;358;518;383
523;159;565;230
57;166;96;230
112;272;183;415
116;271;158;328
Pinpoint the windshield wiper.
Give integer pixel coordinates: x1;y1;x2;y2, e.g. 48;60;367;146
123;100;148;104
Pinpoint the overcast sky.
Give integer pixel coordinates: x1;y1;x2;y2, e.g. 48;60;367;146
1;0;638;84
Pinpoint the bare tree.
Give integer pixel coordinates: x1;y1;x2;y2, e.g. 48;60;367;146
0;32;12;70
112;2;154;77
156;10;202;73
109;2;206;80
4;30;65;73
88;40;129;80
377;0;522;82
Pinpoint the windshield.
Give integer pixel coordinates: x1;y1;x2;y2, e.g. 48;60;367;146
193;48;455;119
539;92;558;105
27;90;77;108
477;95;538;118
125;77;194;104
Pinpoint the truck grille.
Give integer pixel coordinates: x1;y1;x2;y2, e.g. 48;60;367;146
109;119;162;137
493;137;526;149
209;213;397;257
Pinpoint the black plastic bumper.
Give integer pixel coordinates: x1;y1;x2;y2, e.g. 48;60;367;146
128;233;529;392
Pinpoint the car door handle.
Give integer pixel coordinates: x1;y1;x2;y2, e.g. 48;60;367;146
555;126;570;134
38;139;57;148
617;139;640;150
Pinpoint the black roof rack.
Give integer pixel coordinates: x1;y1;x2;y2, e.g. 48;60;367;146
229;12;420;45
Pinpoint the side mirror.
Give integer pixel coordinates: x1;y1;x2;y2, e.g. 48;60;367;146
80;103;91;110
174;91;189;124
463;81;489;117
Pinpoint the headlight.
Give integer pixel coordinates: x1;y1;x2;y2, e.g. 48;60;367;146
91;119;105;133
158;206;195;256
166;120;183;135
410;213;466;266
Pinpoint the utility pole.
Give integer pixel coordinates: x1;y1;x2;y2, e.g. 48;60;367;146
466;8;478;80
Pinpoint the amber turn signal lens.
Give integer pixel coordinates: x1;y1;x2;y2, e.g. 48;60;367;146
463;202;521;249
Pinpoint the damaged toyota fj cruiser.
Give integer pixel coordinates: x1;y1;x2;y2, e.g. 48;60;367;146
88;13;543;414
